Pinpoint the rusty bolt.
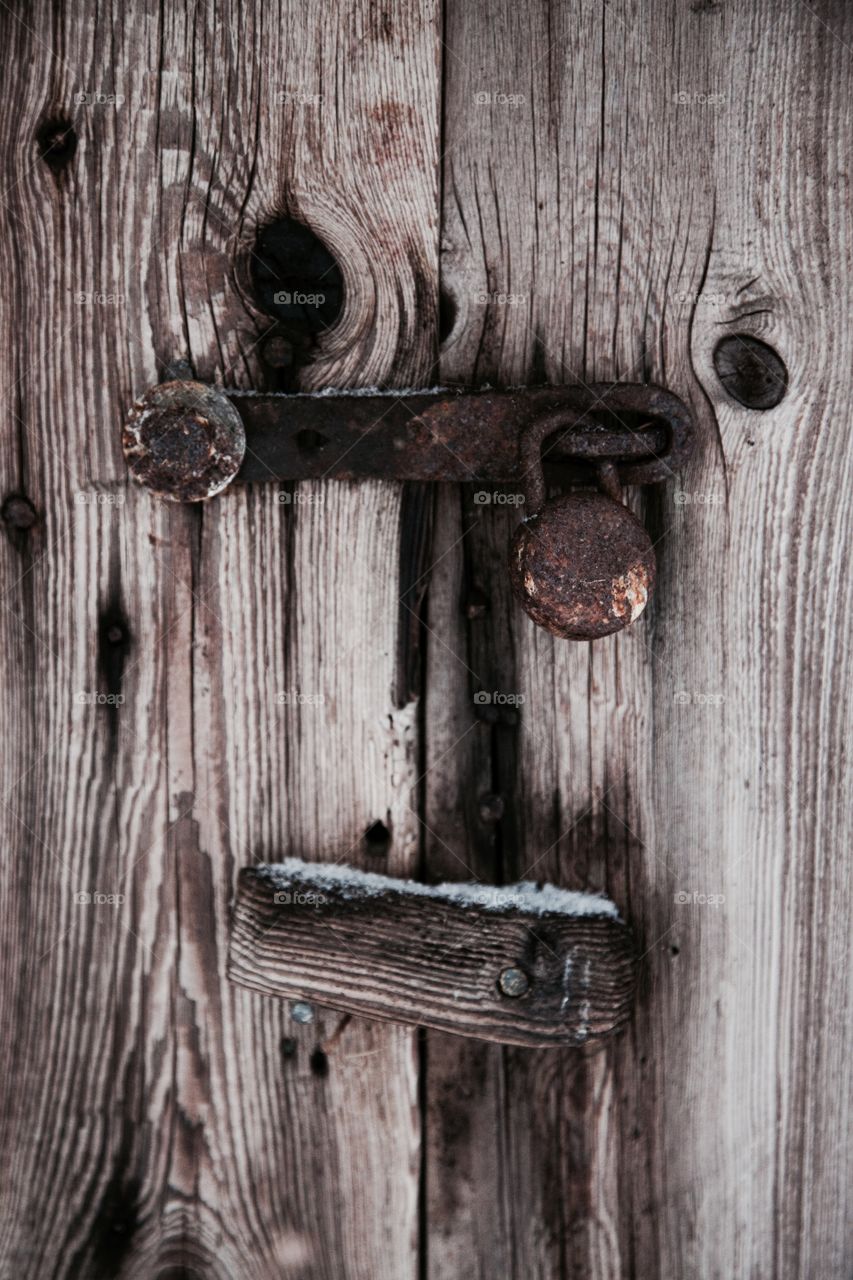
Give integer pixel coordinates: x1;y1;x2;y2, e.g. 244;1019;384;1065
122;380;246;502
464;588;489;620
498;967;530;998
478;792;504;824
262;335;294;369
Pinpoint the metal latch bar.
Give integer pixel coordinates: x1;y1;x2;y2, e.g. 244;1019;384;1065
122;379;693;501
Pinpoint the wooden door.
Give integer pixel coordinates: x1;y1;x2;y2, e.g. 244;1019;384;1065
0;2;849;1277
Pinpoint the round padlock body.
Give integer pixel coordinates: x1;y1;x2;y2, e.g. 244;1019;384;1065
508;489;656;640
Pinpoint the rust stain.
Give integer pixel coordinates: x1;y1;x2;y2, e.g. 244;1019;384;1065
611;566;651;624
369;101;418;163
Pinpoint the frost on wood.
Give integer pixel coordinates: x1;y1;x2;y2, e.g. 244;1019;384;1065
227;384;452;399
254;857;621;919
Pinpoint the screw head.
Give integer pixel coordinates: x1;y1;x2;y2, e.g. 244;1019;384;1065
478;792;504;824
465;588;489;620
262;335;294;369
498;966;530;998
291;1001;315;1024
122;380;246;502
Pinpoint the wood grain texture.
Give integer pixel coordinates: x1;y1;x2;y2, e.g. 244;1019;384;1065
0;1;438;1277
1;1;851;1278
425;2;850;1280
228;863;636;1045
425;1;853;1277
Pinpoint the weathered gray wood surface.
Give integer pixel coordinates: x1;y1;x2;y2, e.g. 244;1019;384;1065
427;2;853;1278
229;862;636;1045
0;2;437;1277
0;1;850;1278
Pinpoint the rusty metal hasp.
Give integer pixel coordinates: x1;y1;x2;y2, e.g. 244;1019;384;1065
122;378;694;639
227;859;636;1048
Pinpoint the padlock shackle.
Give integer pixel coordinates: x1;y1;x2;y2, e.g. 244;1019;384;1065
518;410;591;516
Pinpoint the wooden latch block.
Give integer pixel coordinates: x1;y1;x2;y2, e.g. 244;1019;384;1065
228;860;636;1047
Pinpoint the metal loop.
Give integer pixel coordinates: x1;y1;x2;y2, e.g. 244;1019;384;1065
518;410;589;516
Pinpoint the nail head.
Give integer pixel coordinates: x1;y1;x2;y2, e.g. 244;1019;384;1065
498;966;530;998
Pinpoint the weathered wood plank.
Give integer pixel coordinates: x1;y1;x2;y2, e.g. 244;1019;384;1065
0;1;439;1277
1;1;851;1277
427;1;853;1277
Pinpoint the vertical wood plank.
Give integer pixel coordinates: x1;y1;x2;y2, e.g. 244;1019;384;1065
427;2;852;1277
0;1;439;1276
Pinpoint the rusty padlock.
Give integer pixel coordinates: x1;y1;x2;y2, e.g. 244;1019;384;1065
508;411;656;640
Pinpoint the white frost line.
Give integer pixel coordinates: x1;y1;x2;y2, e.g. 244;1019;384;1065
561;953;574;1014
215;380;568;401
227;384;453;400
577;958;593;1040
254;857;620;919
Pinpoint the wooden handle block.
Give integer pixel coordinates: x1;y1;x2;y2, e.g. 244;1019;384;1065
228;861;636;1047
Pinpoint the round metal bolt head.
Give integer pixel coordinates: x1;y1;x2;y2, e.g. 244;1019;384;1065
498;966;530;998
509;489;656;640
262;335;294;369
478;791;505;824
122;380;246;502
291;1001;315;1024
